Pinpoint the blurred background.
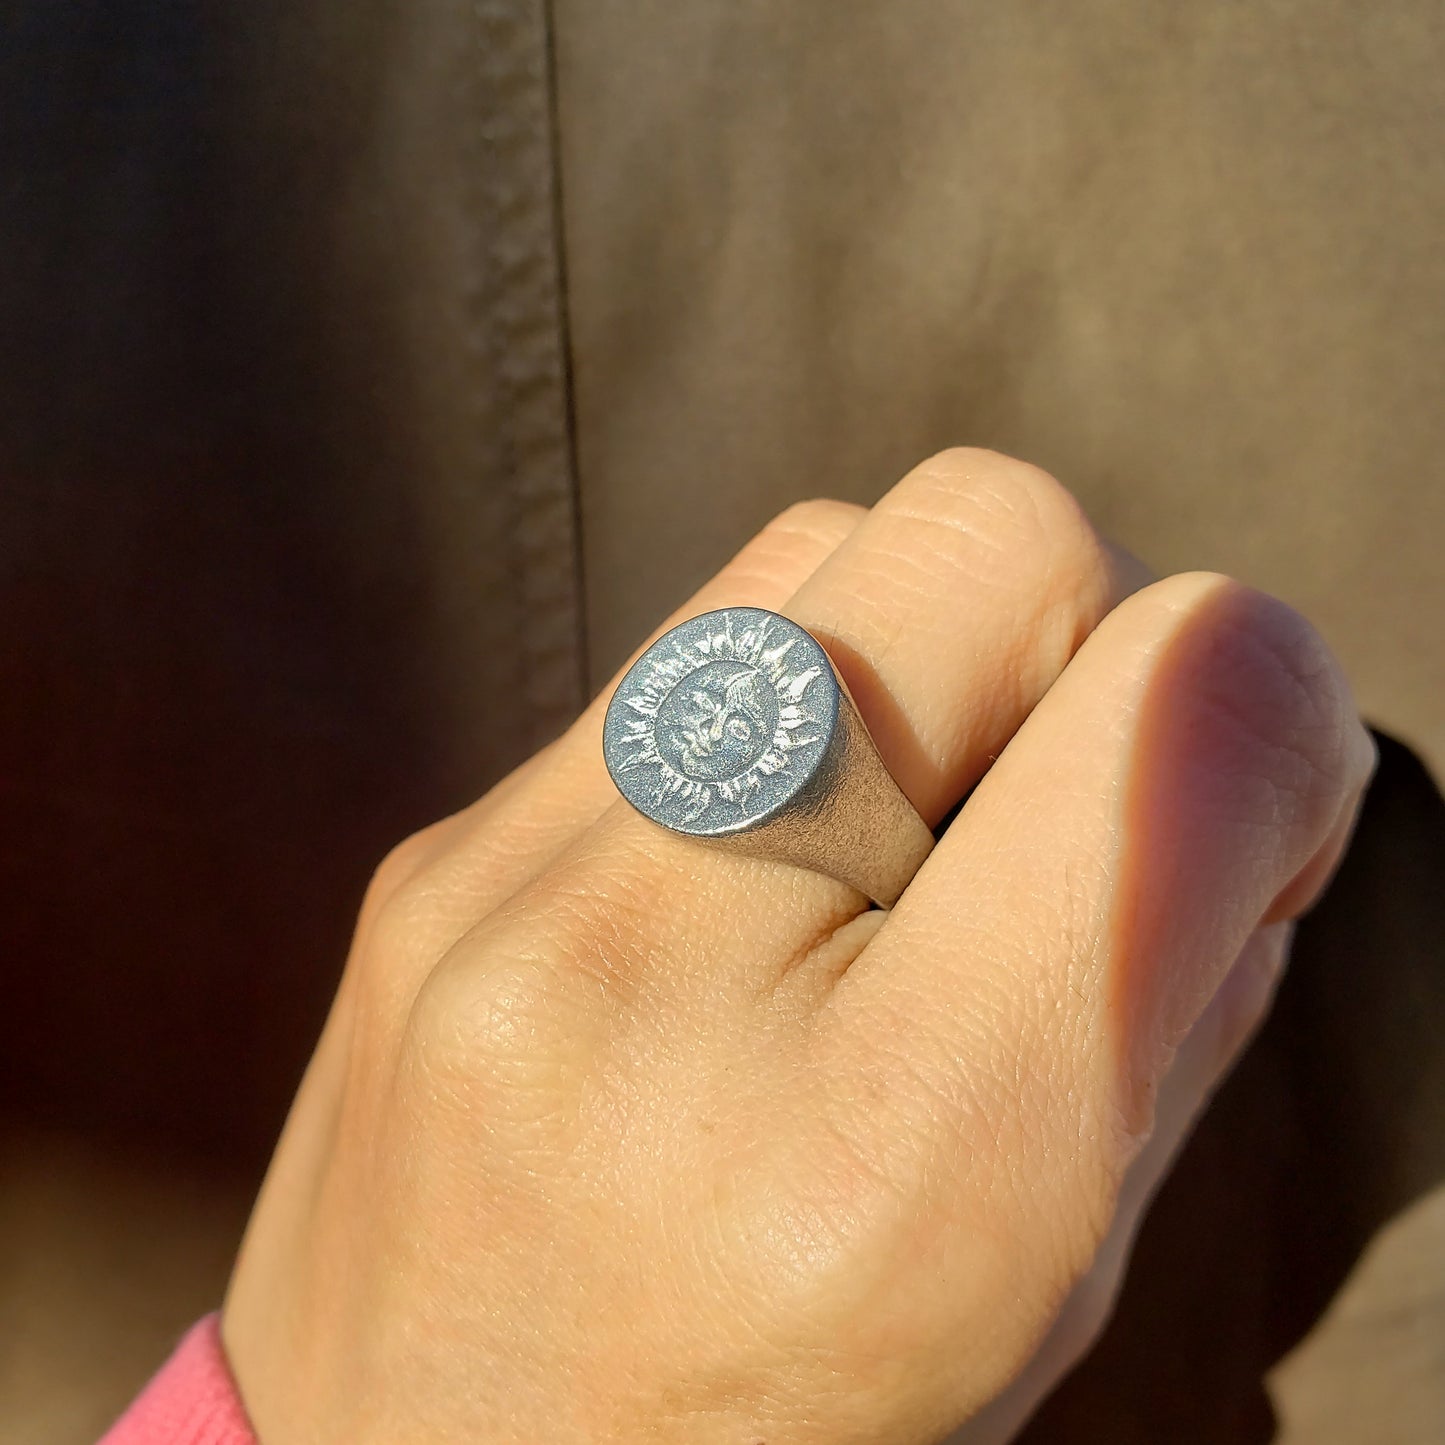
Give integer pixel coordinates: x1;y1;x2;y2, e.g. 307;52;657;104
2;4;1443;1441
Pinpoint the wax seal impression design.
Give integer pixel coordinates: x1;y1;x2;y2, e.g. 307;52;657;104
602;607;839;835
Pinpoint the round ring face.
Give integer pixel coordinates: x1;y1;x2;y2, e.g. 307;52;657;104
602;608;839;836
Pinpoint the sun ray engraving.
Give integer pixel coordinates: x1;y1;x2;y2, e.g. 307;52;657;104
606;609;833;829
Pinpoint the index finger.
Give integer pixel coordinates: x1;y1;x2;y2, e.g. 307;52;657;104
816;571;1376;1326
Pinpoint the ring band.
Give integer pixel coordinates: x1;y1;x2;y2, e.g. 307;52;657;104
602;607;934;905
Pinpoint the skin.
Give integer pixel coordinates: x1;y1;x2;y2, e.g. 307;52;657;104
222;449;1376;1444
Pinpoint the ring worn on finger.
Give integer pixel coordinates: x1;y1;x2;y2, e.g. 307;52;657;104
602;607;933;906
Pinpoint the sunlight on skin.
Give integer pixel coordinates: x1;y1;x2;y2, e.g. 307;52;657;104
221;451;1374;1445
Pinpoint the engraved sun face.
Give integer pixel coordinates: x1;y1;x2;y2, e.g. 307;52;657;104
603;609;835;833
653;659;780;783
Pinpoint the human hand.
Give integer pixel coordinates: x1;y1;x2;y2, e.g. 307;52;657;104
222;449;1374;1444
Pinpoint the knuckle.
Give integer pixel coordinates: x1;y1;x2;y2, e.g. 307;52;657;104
517;836;662;992
906;447;1096;548
892;449;1111;615
1236;600;1353;785
418;836;660;1028
1114;572;1372;917
362;863;442;973
358;825;447;931
765;497;866;548
410;944;590;1059
349;818;496;1026
401;938;606;1130
719;498;864;600
1160;573;1359;822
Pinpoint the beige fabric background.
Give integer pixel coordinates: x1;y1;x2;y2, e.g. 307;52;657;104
558;2;1445;780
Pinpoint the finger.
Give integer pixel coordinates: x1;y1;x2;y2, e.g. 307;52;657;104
785;448;1139;824
945;921;1295;1445
463;497;870;849
818;572;1375;1392
499;450;1141;1006
1112;919;1293;1223
348;500;866;1006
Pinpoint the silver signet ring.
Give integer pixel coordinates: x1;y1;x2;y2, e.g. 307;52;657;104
602;607;934;906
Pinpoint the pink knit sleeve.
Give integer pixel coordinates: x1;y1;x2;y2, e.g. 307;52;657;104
100;1315;256;1445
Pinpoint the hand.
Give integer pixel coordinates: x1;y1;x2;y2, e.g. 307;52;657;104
222;449;1374;1444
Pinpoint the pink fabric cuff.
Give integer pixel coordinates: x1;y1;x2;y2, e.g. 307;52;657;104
100;1315;256;1445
